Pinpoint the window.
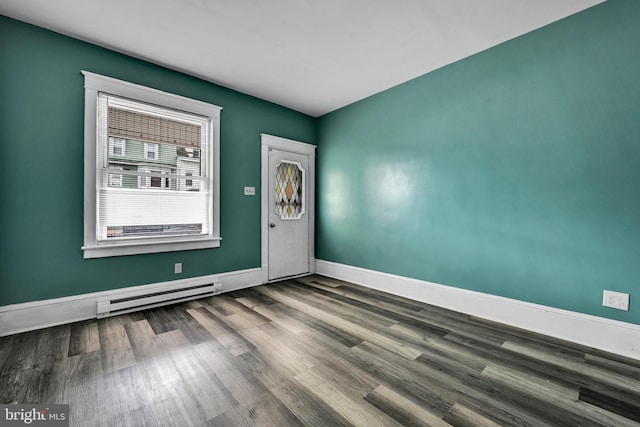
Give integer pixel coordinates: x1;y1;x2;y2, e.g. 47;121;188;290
82;71;222;258
109;137;126;156
176;147;201;192
138;166;171;189
108;165;123;187
274;161;305;220
144;142;159;160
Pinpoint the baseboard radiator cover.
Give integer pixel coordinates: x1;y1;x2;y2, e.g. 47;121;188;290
0;268;263;337
97;280;222;318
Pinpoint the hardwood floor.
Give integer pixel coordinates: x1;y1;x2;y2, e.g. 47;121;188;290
1;275;639;426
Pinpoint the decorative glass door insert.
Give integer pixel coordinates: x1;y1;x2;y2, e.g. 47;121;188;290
275;161;305;220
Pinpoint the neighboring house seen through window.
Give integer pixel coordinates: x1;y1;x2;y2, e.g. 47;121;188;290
82;71;222;258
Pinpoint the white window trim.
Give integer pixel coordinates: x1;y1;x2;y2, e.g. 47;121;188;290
82;71;222;259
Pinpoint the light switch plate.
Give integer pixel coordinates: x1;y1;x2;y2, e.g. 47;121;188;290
244;186;256;196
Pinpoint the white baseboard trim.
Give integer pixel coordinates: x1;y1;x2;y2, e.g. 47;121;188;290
316;260;640;361
0;268;263;337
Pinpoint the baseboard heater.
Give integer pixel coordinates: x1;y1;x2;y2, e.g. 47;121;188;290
97;280;222;318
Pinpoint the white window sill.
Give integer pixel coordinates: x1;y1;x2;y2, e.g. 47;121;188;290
82;237;221;259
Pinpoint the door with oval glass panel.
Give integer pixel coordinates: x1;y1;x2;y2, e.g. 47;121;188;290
268;148;311;281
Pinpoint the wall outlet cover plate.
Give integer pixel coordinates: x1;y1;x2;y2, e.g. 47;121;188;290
602;290;629;311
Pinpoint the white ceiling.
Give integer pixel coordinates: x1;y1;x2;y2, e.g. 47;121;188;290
1;0;604;117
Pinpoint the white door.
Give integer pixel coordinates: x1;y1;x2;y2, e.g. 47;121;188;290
268;148;310;280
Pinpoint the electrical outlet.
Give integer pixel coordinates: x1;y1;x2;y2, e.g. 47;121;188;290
602;290;629;311
244;186;255;196
174;263;182;274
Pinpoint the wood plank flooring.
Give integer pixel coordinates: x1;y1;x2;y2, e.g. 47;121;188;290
1;275;639;426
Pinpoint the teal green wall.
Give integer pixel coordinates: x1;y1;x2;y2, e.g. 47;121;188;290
0;16;315;305
317;0;640;324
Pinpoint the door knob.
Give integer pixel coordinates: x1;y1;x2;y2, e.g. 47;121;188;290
270;223;276;228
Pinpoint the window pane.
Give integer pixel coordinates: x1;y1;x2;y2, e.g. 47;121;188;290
144;142;159;160
108;137;126;157
275;161;304;219
98;96;209;240
108;171;123;187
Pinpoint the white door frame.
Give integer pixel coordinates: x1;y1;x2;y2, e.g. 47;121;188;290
261;134;316;283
